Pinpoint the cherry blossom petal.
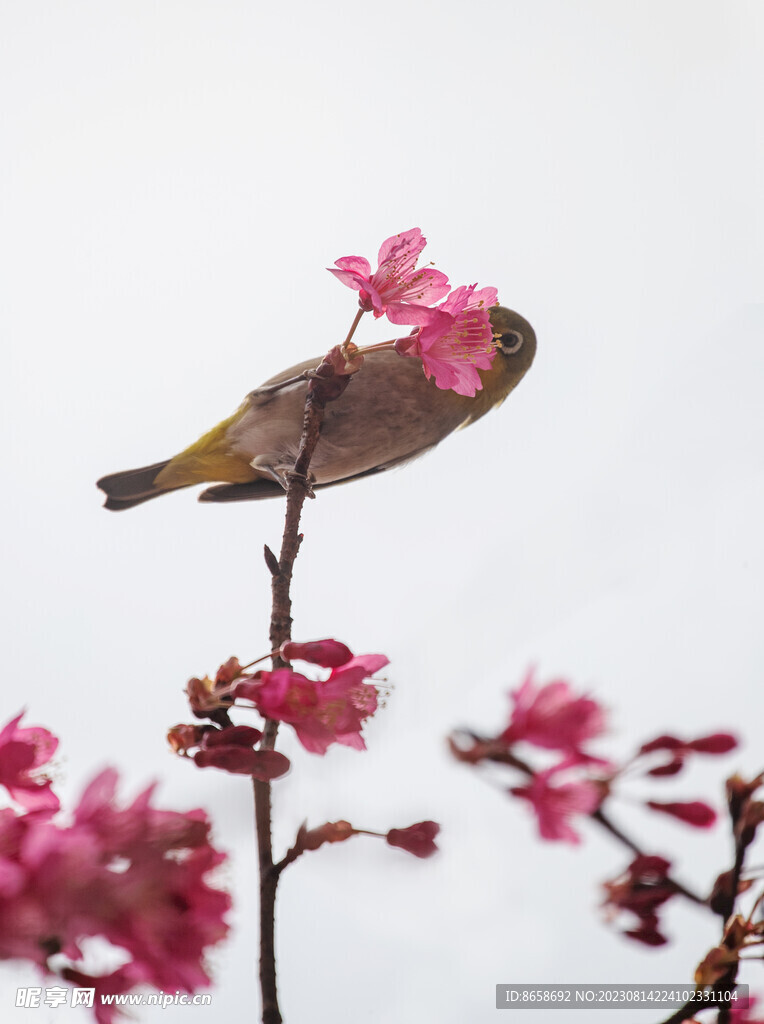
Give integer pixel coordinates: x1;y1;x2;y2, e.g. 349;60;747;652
510;770;601;844
395;283;499;396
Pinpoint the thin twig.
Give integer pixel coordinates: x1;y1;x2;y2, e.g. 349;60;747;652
591;807;707;906
253;361;353;1024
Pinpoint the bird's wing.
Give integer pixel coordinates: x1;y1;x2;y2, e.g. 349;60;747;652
245;355;326;405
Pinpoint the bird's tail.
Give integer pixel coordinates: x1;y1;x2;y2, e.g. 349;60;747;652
96;460;179;511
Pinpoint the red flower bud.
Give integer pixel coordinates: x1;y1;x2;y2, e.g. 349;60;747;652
215;657;243;687
646;758;685;777
685;733;738;754
386;821;440;858
202;725;262;748
280;639;354;668
624;920;668;946
638;735;684;755
194;746;289;780
167;723;210;754
629;855;672;879
646;800;717;827
296;820;355;852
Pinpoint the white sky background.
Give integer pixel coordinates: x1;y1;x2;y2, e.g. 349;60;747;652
1;1;763;1021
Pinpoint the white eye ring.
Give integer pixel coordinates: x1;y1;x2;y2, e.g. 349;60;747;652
499;330;524;354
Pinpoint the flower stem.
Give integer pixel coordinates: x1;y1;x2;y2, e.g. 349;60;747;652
354;339;398;356
341;308;365;354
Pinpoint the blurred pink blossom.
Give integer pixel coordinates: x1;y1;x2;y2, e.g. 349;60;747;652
500;670;606;759
0;712;59;815
510;768;601;844
0;765;229;1014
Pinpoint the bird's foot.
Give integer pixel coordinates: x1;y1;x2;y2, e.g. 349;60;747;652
287;470;316;499
250;457;316;497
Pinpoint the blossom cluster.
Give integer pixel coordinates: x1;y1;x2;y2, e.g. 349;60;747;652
329;228;499;397
173;639;388;764
450;669;739;947
169;640;441;864
0;713;230;1023
452;669;733;845
450;670;607;844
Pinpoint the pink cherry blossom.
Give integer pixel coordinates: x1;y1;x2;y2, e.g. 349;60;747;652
510;768;601;844
0;712;59;815
395;283;498;397
317;654;386;750
235;669;320;743
500;669;606;758
329;228;450;324
0;768;230;1005
234;653;388;755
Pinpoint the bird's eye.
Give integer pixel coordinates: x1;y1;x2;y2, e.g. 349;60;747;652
499;330;524;354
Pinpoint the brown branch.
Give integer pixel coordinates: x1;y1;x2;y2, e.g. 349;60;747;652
591;806;707;906
253;362;354;1024
706;836;747;1024
656;790;754;1024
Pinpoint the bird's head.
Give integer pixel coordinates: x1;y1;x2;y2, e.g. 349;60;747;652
490;305;537;370
463;305;537;415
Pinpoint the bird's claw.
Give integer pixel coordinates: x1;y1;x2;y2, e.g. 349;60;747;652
250;457;315;497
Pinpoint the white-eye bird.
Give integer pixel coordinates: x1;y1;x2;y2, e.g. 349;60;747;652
97;305;536;510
